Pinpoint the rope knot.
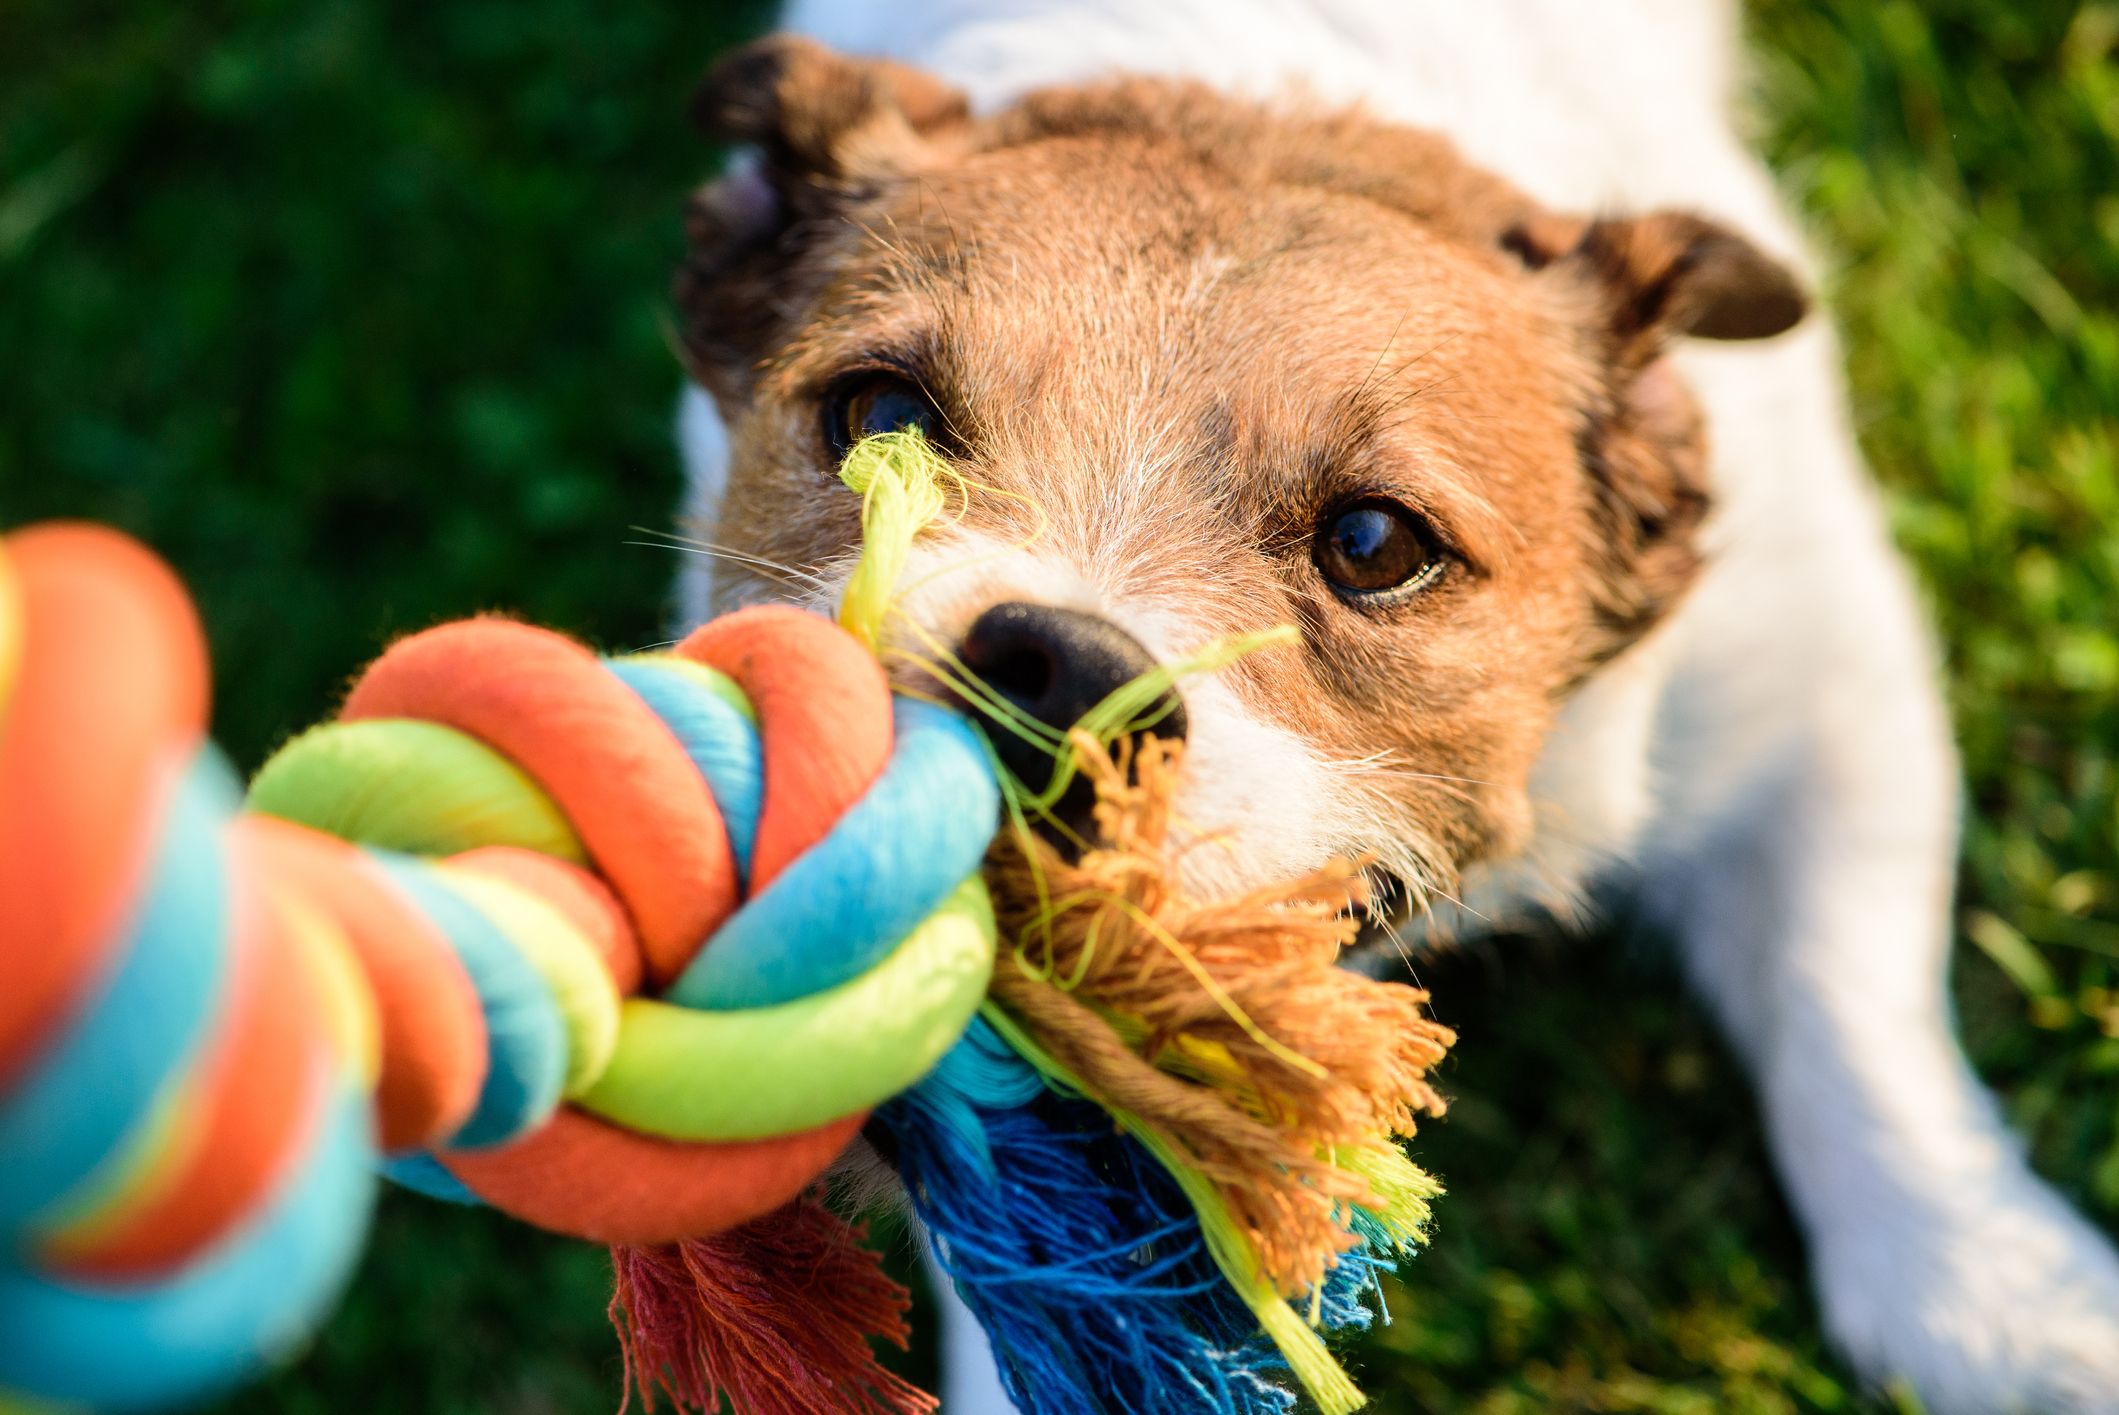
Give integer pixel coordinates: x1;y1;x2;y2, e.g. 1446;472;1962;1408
250;606;1000;1243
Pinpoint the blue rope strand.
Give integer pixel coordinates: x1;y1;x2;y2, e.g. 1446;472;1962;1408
879;1020;1295;1415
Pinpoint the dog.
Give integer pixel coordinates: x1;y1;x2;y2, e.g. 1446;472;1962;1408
669;2;2119;1410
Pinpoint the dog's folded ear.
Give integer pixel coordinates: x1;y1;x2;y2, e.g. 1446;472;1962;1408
693;34;970;192
1592;213;1807;343
1523;209;1808;366
678;36;970;401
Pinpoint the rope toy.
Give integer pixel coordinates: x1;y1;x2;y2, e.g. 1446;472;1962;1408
0;436;1454;1415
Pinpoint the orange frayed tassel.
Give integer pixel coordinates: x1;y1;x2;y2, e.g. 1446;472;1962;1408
609;1191;936;1415
987;732;1455;1296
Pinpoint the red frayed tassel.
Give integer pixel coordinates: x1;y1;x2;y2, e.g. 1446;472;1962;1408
608;1191;938;1415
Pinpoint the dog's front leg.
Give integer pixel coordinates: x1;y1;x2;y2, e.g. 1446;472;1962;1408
1643;684;2119;1413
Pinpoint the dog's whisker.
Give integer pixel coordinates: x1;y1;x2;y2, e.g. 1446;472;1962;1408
1348;302;1419;410
625;536;834;594
631;525;831;577
623;547;820;597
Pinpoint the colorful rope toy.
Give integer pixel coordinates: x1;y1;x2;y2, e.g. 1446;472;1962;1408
0;436;1454;1415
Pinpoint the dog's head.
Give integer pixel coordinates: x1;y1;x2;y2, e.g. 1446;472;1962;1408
675;36;1804;913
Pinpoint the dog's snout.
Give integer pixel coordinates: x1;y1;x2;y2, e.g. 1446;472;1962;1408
957;602;1187;830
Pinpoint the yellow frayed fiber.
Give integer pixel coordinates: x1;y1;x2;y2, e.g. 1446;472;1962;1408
836;430;954;651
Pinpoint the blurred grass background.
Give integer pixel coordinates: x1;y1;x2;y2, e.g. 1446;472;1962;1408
4;1;2114;1410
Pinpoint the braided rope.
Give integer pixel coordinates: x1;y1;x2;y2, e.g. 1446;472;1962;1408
0;523;997;1410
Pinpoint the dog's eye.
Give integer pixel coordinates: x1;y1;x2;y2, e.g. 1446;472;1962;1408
1315;498;1445;598
823;373;942;459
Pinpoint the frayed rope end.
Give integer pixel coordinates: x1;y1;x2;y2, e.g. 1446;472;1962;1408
609;1192;936;1415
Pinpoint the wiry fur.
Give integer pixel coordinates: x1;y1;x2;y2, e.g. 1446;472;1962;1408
672;4;2119;1411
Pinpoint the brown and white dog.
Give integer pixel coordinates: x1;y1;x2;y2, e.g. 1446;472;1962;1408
670;3;2119;1410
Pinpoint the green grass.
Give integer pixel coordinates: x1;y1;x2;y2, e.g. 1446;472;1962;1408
4;1;2115;1411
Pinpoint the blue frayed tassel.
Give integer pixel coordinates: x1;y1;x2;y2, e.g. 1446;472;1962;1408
1315;1207;1397;1337
877;1019;1403;1415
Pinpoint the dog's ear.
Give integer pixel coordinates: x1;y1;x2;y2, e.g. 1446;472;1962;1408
1525;211;1807;664
1514;209;1808;360
692;34;970;195
1552;211;1808;362
677;36;971;401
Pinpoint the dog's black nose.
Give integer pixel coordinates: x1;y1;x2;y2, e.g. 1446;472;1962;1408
957;602;1187;835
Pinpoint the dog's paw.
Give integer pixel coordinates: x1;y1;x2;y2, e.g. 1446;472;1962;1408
1812;1168;2119;1414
